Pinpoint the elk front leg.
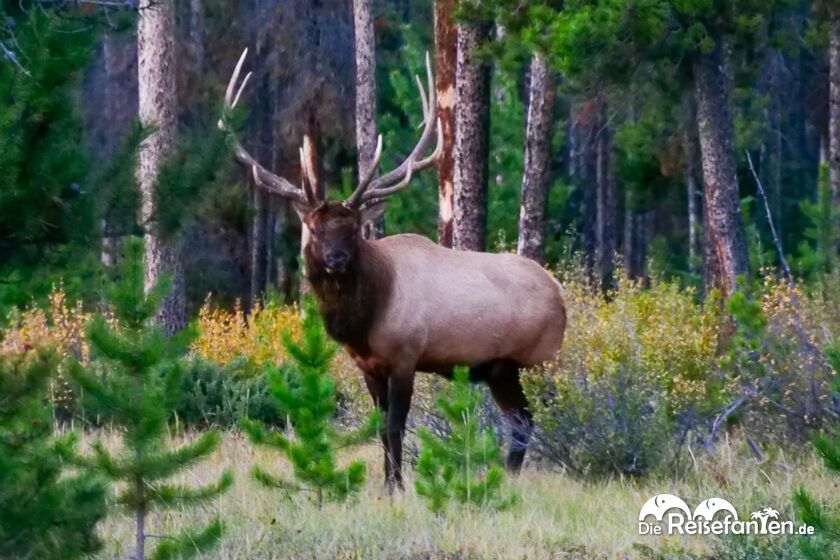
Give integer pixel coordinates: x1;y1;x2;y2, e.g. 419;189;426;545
362;372;390;483
385;370;414;490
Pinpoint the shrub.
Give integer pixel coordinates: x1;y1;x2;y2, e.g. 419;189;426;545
191;296;301;373
0;286;91;361
522;273;723;476
724;276;839;444
175;357;280;429
794;345;840;560
1;286;96;419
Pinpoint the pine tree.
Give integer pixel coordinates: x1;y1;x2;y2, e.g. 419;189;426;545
0;3;100;314
0;351;107;560
70;238;231;560
795;346;840;559
415;367;516;513
242;296;380;505
798;162;839;277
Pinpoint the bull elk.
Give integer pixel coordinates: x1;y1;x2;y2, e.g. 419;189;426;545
219;49;566;489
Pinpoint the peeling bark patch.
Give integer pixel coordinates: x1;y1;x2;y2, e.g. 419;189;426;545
438;85;455;109
439;181;454;221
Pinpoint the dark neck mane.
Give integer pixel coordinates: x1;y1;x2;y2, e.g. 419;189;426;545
305;239;392;355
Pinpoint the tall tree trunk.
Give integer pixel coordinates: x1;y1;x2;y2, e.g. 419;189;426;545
247;0;274;307
595;104;616;287
188;0;205;78
517;53;555;264
138;0;185;332
100;29;137;266
758;49;786;238
572;102;599;274
249;186;269;306
623;203;654;282
354;0;383;239
830;9;840;245
453;16;491;252
686;132;701;276
434;0;457;247
693;39;749;297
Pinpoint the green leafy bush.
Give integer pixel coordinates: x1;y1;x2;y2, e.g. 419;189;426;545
522;273;723;475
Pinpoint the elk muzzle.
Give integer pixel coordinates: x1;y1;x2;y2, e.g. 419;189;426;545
324;249;351;274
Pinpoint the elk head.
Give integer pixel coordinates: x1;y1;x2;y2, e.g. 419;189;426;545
218;49;442;276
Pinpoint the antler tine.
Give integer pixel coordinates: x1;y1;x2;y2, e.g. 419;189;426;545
416;74;429;121
302;136;320;203
345;134;383;208
218;48;309;206
224;49;248;107
231;71;251;109
347;51;440;208
360;119;443;204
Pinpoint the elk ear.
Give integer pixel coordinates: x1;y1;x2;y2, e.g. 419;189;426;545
360;200;388;226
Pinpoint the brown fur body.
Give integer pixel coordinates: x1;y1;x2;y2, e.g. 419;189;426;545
304;218;566;486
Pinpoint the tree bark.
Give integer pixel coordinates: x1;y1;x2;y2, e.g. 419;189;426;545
686;133;701;276
453;17;492;252
623;204;654;282
247;0;278;306
434;0;457;247
249;184;269;306
99;29;137;266
354;0;383;239
137;0;186;332
570;102;599;273
693;39;749;297
188;0;205;79
830;10;840;245
595;104;616;288
517;53;555;264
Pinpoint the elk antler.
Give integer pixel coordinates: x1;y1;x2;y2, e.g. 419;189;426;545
344;52;443;209
298;135;320;205
218;49;316;208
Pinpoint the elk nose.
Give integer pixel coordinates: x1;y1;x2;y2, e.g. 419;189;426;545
325;250;350;271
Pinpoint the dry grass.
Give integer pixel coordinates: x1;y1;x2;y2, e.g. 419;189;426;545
79;429;832;560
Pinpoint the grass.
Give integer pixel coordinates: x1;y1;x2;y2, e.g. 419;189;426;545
79;429;831;560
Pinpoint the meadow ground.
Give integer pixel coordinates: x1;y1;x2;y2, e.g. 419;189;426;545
82;429;833;560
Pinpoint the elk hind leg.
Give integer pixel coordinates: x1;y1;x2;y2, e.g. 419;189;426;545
485;359;533;473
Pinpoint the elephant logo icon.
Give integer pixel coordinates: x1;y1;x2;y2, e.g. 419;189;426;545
638;494;693;522
693;498;739;521
639;495;811;536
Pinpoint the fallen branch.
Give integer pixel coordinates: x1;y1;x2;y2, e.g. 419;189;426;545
705;396;745;451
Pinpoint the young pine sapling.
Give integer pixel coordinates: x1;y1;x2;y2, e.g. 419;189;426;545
70;239;232;560
415;367;517;513
242;296;380;505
